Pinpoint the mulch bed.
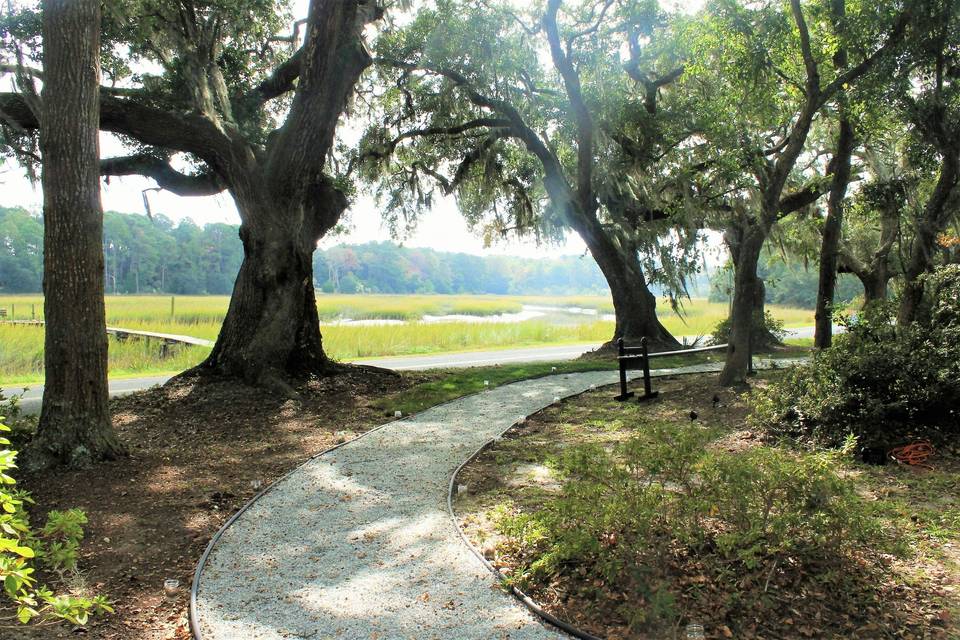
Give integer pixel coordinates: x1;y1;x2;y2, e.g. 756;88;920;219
8;366;421;640
455;373;959;640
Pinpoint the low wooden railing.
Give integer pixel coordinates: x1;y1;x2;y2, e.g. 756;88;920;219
615;337;730;401
1;319;213;350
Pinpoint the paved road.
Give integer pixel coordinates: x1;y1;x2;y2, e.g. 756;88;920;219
2;326;831;415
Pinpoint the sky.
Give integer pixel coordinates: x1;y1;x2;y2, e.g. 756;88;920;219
0;0;709;260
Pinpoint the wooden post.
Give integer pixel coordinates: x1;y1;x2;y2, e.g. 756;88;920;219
615;338;634;401
170;295;175;319
641;337;652;397
31;304;36;320
637;337;660;402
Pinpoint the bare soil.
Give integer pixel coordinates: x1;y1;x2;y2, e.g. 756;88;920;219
5;366;424;640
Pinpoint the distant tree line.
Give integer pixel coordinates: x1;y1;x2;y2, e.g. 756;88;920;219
315;241;610;295
0;206;242;295
0;206;616;296
709;257;863;310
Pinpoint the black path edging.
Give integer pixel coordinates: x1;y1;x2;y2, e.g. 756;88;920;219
188;415;403;640
446;385;606;640
187;369;608;640
191;360;804;640
444;361;806;640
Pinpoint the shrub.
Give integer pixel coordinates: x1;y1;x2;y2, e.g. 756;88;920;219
494;424;881;633
710;310;785;349
751;266;960;448
0;415;112;626
0;391;37;451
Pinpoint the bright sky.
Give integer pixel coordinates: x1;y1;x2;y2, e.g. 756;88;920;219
0;0;707;259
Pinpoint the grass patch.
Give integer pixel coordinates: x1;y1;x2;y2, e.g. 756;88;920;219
0;324;209;386
373;351;730;416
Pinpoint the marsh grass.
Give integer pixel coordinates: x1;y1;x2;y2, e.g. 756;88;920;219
0;324;210;386
0;294;814;384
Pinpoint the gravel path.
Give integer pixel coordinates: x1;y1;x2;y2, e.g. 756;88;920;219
192;360;800;640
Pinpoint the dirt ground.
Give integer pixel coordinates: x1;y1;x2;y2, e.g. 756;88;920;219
5;366;421;640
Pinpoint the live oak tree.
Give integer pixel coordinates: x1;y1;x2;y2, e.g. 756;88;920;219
683;0;909;385
837;139;909;305
26;0;124;468
0;0;384;392
893;0;960;324
358;0;706;350
812;0;855;349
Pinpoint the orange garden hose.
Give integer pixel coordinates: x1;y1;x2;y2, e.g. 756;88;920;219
888;441;935;468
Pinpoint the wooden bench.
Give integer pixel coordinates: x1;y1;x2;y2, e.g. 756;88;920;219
615;338;729;401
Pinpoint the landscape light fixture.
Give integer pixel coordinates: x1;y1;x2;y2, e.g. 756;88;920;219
163;579;179;597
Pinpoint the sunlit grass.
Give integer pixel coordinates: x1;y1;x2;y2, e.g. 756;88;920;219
0;294;815;385
0;324;209;387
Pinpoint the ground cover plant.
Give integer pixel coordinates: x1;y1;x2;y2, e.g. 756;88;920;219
454;374;958;639
0;416;112;628
0;296;814;385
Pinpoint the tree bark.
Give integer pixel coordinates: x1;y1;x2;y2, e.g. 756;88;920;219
588;237;678;350
194;177;347;391
180;0;376;387
28;0;124;469
719;226;766;386
815;118;855;348
897;150;960;325
814;0;853;349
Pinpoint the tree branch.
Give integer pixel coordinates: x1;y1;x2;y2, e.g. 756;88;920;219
379;118;510;158
0;91;233;171
818;10;910;108
245;48;304;104
100;154;226;196
544;0;594;210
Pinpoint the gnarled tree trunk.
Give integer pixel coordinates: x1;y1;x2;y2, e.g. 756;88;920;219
815;118;855;349
898;150;960;325
591;242;678;350
815;10;854;350
197;176;348;389
29;0;125;469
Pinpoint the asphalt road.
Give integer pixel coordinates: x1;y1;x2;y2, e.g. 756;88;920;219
1;326;830;415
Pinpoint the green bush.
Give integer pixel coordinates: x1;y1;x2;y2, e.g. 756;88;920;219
0;416;112;626
0;391;37;451
751;266;960;448
710;310;785;349
494;424;881;632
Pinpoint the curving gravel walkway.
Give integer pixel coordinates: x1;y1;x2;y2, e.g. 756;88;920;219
192;360;800;640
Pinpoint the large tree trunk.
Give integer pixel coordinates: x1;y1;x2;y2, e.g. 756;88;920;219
603;253;678;350
181;0;376;388
192;176;347;391
815;9;853;350
580;226;679;351
28;0;124;469
861;269;891;305
719;227;765;386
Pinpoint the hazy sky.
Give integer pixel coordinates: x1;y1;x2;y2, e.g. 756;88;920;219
0;0;707;259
